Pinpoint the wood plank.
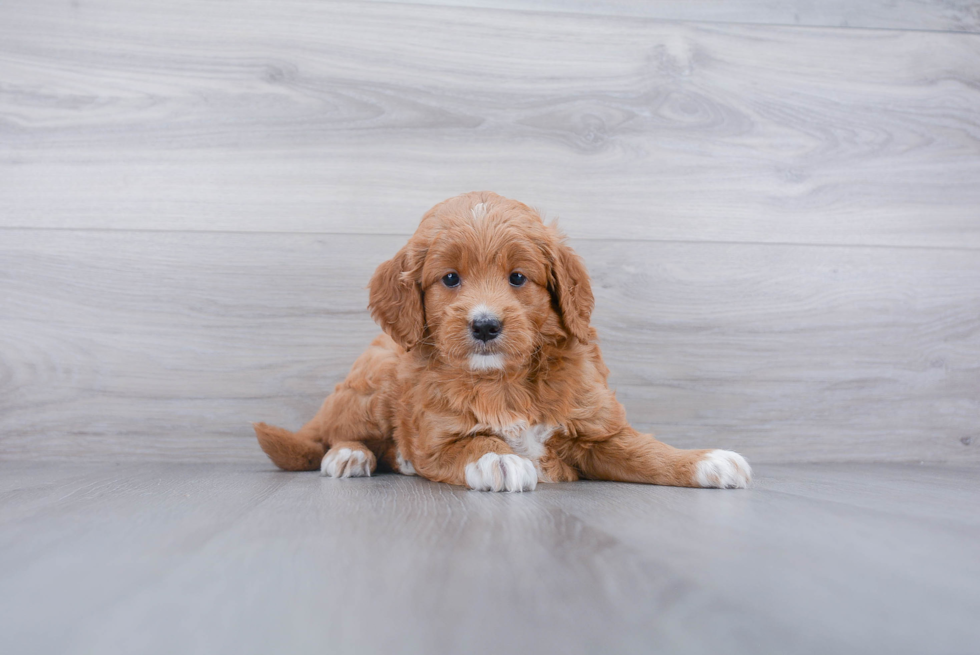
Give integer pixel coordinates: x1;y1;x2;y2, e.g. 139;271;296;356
0;462;776;655
0;462;978;655
2;1;979;247
1;230;977;463
372;0;980;33
751;463;980;525
531;464;980;654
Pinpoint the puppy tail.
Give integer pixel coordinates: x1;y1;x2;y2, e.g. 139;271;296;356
253;422;324;471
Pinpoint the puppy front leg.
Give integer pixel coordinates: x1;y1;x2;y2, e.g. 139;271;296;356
416;435;538;493
570;426;751;489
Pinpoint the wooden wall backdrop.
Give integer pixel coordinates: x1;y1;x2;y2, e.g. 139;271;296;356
1;0;978;463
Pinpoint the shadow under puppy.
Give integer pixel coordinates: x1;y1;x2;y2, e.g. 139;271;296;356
254;191;751;492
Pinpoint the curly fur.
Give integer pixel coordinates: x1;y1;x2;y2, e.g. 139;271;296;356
254;192;751;491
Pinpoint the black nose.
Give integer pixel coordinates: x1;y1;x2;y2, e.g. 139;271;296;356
471;316;502;342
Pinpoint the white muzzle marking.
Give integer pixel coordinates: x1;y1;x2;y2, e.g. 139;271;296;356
469;353;505;371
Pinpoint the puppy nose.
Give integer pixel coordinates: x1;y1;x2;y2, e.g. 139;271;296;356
471;316;502;342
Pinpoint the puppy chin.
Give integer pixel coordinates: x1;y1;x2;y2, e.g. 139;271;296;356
468;352;506;371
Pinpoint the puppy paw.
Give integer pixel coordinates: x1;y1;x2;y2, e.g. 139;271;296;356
694;450;752;489
465;453;537;492
320;447;374;478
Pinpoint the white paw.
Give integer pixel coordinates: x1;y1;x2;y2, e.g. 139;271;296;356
320;447;372;478
694;450;752;489
395;450;417;476
465;453;537;492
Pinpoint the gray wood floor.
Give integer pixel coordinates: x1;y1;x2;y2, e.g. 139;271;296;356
1;461;978;655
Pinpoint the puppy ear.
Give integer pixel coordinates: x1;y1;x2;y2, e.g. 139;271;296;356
368;240;425;350
548;235;594;344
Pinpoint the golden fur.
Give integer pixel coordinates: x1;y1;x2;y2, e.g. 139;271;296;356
254;192;751;491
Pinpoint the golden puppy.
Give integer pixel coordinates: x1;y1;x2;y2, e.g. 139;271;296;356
254;192;751;492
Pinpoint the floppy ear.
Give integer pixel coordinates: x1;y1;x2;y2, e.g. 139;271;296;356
548;235;594;344
368;240;425;350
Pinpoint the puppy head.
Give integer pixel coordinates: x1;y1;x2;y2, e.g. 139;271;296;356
368;192;593;372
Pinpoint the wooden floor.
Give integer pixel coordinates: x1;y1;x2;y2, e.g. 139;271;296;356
1;461;978;655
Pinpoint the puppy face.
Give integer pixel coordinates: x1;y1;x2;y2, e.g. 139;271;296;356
369;192;594;372
420;205;559;371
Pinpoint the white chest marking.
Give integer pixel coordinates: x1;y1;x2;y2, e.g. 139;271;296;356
498;423;555;462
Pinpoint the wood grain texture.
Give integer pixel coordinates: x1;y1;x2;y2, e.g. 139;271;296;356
1;0;979;247
1;461;978;655
1;0;978;464
374;0;980;33
2;230;977;464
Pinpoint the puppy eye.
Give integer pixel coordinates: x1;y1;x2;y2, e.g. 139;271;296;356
442;272;461;288
509;272;527;287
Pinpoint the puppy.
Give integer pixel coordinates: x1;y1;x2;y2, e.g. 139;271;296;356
254;192;751;492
